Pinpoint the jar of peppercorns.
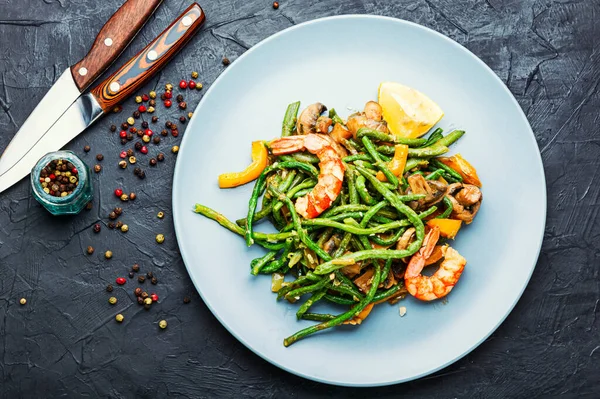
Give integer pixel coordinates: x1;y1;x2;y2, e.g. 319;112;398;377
31;151;93;215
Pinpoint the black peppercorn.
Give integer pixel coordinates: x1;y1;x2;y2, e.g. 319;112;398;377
114;207;123;216
149;158;157;166
110;124;117;132
134;287;142;296
93;224;101;233
157;153;165;162
160;129;168;137
146;271;153;279
141;121;149;129
137;170;146;180
126;149;134;157
137;129;144;137
86;245;94;255
179;116;186;124
128;271;135;279
152;116;158;123
149;99;156;107
96;154;104;161
106;284;114;292
222;57;230;66
121;122;129;130
109;211;117;220
126;133;134;141
137;297;144;305
115;221;123;229
176;94;184;103
108;222;116;229
132;263;140;272
135;142;143;151
183;296;191;304
129;192;137;201
84;145;91;152
120;138;127;145
165;121;173;129
138;275;146;283
151;277;158;285
152;136;160;144
133;110;141;119
141;291;149;299
94;164;102;173
86;202;93;210
133;167;141;176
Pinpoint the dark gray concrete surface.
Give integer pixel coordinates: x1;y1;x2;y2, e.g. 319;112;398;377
0;0;599;397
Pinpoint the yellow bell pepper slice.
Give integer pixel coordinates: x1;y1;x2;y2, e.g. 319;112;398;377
426;219;462;239
376;144;408;181
438;153;481;187
218;141;268;188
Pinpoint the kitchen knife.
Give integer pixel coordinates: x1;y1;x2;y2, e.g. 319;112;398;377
0;3;205;194
0;0;164;188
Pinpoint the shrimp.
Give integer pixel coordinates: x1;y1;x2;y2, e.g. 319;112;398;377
270;134;345;219
404;227;467;301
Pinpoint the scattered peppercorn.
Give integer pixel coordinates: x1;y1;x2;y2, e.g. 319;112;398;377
119;160;127;169
188;112;193;119
135;95;143;103
109;296;117;305
191;71;199;79
109;211;117;220
141;121;149;129
273;1;279;9
110;124;117;132
151;277;158;285
84;145;91;152
137;170;146;179
136;129;144;137
106;284;114;292
126;133;134;141
114;207;123;216
135;142;143;151
179;101;187;110
142;94;150;102
108;222;116;229
179;80;187;89
179;116;187;124
120;138;127;145
138;275;146;283
105;250;113;259
156;234;165;244
20;298;27;305
86;245;94;255
149;91;157;99
165;91;173;99
116;277;126;285
94;164;102;173
144;297;152;305
172;146;179;154
120;193;129;202
141;291;149;299
121;224;129;233
134;287;142;296
140;146;148;154
165;83;174;91
171;129;179;137
115;314;124;323
137;297;144;305
153;136;161;144
132;263;140;272
157;153;165;162
138;105;147;113
93;224;101;233
114;188;123;197
149;158;157;167
152;116;159;123
188;80;196;90
196;83;203;90
146;271;153;279
121;122;129;130
148;106;155;113
142;135;150;143
157;211;165;219
133;167;141;176
115;221;123;229
222;57;230;66
176;94;184;103
151;293;159;302
129;192;137;201
86;201;93;210
129;271;134;278
129;156;137;164
96;154;104;161
164;99;172;108
127;117;135;125
183;296;191;304
159;130;167;138
126;149;134;157
159;320;167;329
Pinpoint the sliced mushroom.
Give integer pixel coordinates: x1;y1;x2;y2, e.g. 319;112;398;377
363;101;383;121
321;232;342;256
447;183;482;224
297;103;327;134
346;113;389;137
396;227;416;251
407;174;448;211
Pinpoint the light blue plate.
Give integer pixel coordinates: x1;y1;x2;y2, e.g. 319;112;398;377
172;15;546;386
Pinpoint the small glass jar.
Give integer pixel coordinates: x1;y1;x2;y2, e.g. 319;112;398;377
31;151;93;215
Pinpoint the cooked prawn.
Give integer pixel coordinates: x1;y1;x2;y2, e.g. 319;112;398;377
270;134;345;219
404;227;467;301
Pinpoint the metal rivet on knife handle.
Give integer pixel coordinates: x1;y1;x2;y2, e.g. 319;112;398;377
78;67;88;76
69;0;164;92
89;3;205;113
109;81;121;93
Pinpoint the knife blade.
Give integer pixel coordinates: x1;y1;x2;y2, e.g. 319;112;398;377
0;3;205;194
0;0;164;189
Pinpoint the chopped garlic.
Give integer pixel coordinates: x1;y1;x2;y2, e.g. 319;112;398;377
399;306;407;317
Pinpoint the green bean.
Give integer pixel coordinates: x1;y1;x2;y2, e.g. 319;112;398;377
343;154;373;163
328;108;345;125
281;101;300;137
321;204;398;220
408;145;449;158
371;284;403;303
334;270;356;288
360;200;387;228
397;193;426;202
316;227;334;248
329;283;364;300
442;172;460;183
315;246;421;275
404;158;429;173
251;251;278;275
194;204;295;242
356;128;427;146
371;214;397;224
292;188;312;198
284;260;382;346
361;136;399;187
260;240;294;273
434;129;465;148
436;196;453;219
430;159;463;182
355;175;377;205
291;152;320;164
273;180;316;212
284;277;330;300
324;294;356;305
369;228;405;246
345;167;359;205
296;289;328;319
327;211;365;222
332;232;353;258
418;205;438;219
421;128;443;147
339;138;359;154
381;258;393;283
301;313;337;322
302;217;410;235
271;204;286;230
425;169;445;181
245;161;318;245
256;240;288;251
375;145;396;155
352;160;377;171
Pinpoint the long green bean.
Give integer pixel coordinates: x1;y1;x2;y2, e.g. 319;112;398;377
404;158;429;172
328;108;345;125
436;196;453;219
425;169;445;181
434;129;465;148
284;277;330;300
324;294;356;305
355;175;377;205
360;200;387;228
251;251;278;275
296;289;328;319
369;227;405;246
408;145;449;158
301;313;336;322
430;159;463;182
281;101;300;137
345;167;359;205
421;128;443;147
381;258;393;283
371;284;403;303
361;136;399;187
356;128;427;146
343;154;373;163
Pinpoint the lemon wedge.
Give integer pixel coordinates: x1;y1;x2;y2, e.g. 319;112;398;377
378;82;444;138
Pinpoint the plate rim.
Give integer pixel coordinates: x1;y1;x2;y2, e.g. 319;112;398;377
172;14;547;387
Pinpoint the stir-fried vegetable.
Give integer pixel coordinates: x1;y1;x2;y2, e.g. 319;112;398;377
195;97;483;347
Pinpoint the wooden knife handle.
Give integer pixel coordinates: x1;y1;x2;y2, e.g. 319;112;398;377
70;0;164;91
90;3;205;113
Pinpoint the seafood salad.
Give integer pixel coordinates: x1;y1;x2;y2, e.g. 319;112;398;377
194;82;483;346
